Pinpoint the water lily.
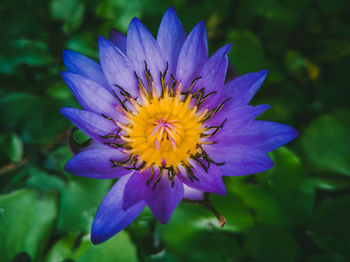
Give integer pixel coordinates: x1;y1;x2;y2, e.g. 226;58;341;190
61;7;298;244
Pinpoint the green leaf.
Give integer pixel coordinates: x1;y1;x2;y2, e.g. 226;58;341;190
7;132;24;163
0;93;69;145
309;253;350;262
25;167;66;193
0;38;52;73
309;196;350;238
45;145;74;174
0;132;24;163
308;231;350;255
228;178;287;226
245;226;299;262
57;176;112;233
310;176;350;191
45;231;138;262
265;147;314;225
284;50;310;83
228;148;314;227
66;32;99;59
97;0;143;32
158;202;243;262
0;189;57;262
301;109;350;176
51;0;85;33
211;192;255;232
227;30;265;75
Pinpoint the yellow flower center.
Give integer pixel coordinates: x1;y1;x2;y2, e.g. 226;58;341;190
116;82;208;170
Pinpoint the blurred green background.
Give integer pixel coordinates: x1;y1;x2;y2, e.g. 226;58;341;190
1;0;350;261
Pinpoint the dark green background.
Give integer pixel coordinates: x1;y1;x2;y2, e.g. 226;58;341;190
1;0;350;261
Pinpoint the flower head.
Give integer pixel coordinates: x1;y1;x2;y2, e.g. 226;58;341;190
61;7;298;244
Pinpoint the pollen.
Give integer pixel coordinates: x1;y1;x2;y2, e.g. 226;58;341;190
117;81;206;169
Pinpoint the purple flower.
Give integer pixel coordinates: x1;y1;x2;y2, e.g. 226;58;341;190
61;7;298;244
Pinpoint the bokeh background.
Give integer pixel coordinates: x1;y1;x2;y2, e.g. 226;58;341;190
1;0;350;261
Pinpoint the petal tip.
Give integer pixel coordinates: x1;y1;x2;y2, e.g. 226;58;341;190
259;69;269;78
98;35;108;45
60;107;71;116
165;6;177;16
223;43;232;54
90;229;106;245
129;17;142;28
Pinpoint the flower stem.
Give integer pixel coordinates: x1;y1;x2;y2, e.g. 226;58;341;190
183;195;226;228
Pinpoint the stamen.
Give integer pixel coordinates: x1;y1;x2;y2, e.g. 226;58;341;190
111;70;217;179
146;165;155;186
152;169;163;190
116;122;133;133
112;90;128;111
187;76;202;93
129;97;141;111
170;137;177;150
175;80;182;98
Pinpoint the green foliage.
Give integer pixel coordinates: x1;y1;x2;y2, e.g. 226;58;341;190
301;110;350;176
1;0;350;261
57;176;112;233
0;189;57;261
45;232;138;262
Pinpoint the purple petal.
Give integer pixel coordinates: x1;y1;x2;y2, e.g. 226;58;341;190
194;44;231;107
145;176;184;224
157;7;186;77
91;174;146;244
122;171;150;210
61;72;122;121
99;36;139;98
176;21;208;90
123;168;184;224
65;148;131;179
224;120;299;153
177;162;226;195
204;144;274;176
206;104;270;131
60;107;118;143
109;29;127;53
126;18;167;96
62;50;109;89
183;185;205;201
222;70;268;109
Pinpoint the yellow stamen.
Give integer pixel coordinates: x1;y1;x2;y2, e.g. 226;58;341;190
119;84;206;168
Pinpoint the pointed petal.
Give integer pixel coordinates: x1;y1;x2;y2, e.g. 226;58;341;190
224;120;299;153
178;162;226;195
222;70;268;108
60;108;118;143
194;44;231;107
126;18;166;95
176;21;208;90
183;185;205;201
157;7;186;76
65;148;131;179
145;176;184;224
122;171;150;210
62;50;109;88
206;104;270;131
61;72;122;121
91;174;146;244
204;144;274;176
123;168;184;224
109;29;127;53
99;36;139;98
